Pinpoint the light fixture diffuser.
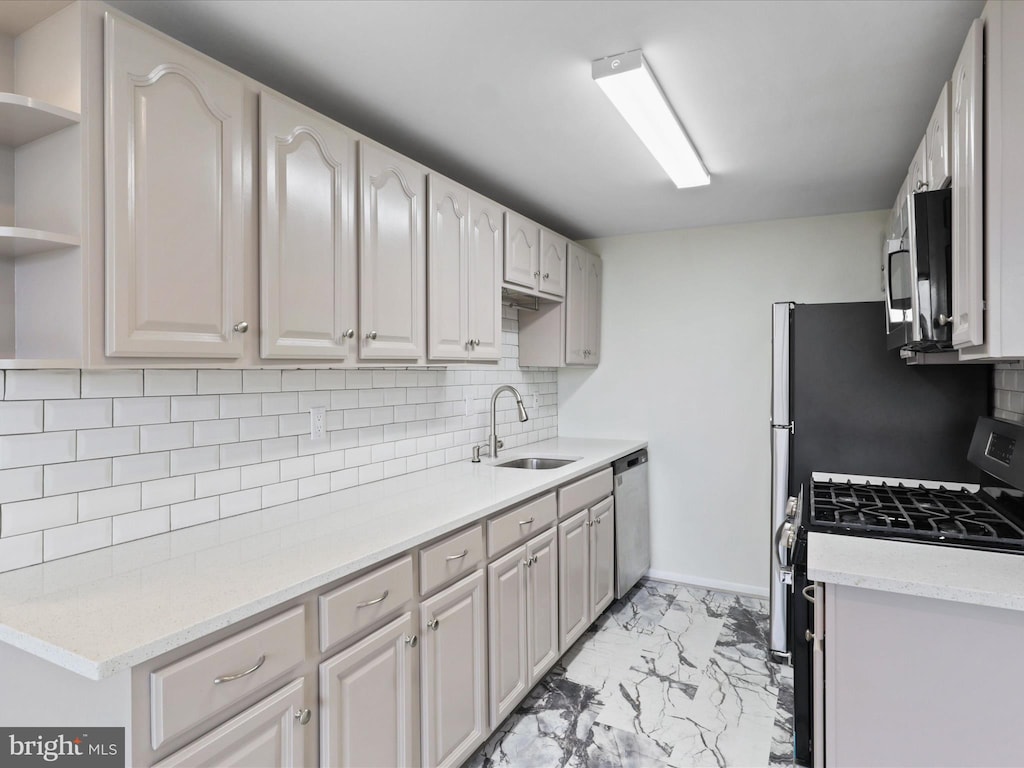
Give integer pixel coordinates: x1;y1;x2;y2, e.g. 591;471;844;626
592;50;710;188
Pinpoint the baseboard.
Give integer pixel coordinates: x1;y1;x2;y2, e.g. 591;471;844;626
644;569;769;599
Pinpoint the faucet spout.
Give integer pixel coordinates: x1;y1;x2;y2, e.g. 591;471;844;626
487;385;528;460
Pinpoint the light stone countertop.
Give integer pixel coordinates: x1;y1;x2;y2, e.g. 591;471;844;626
807;531;1024;611
0;437;646;680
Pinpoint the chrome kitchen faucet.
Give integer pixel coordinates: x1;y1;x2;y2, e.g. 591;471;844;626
472;385;529;462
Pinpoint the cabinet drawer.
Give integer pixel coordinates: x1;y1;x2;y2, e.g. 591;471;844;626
557;467;612;518
487;492;556;557
420;525;484;596
151;605;305;750
319;556;414;652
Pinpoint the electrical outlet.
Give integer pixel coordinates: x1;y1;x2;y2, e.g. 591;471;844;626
310;406;326;441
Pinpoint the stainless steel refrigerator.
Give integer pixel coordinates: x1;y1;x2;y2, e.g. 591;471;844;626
768;301;990;765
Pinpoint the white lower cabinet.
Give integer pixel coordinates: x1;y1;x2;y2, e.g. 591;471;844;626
420;569;488;768
588;497;616;619
559;496;615;653
319;612;419;768
487;528;559;727
154;678;308;767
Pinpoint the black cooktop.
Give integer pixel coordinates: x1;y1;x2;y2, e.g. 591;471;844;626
809;479;1024;550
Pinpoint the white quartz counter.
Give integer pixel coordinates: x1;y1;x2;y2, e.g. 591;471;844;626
807;531;1024;612
0;437;645;680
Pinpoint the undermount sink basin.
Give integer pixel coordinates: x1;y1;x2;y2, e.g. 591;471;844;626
495;457;577;470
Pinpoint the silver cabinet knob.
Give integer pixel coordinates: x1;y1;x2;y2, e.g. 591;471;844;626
543;272;550;279
915;180;928;191
805;629;815;643
937;314;952;327
466;339;476;349
473;338;481;346
344;329;355;339
533;271;540;278
233;321;249;333
405;634;418;648
427;618;439;631
294;708;312;726
366;331;378;340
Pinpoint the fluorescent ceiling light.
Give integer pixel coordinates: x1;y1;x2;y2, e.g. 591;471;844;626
592;49;710;189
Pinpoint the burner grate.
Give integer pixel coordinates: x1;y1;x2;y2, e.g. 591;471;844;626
810;480;1024;545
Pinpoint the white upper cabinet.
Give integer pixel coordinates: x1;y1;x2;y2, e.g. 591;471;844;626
427;173;469;360
105;14;246;358
950;18;984;349
467;193;502;361
538;229;567;298
259;91;357;360
503;211;540;290
908;136;927;197
565;245;602;366
925;82;951;189
359;143;426;360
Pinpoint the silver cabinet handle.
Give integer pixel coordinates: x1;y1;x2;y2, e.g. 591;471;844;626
522;558;531;568
233;321;249;333
356;589;389;608
543;272;550;279
805;629;815;643
533;271;540;278
366;331;378;340
530;554;538;565
938;314;952;326
344;328;355;338
473;338;481;346
213;654;265;684
802;585;816;604
445;548;468;561
915;180;928;191
518;517;535;526
427;618;439;631
405;634;418;648
294;708;312;726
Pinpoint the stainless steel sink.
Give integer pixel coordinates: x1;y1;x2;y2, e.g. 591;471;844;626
495;457;577;470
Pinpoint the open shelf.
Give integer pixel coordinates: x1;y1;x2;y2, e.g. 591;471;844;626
0;226;80;258
0;93;80;147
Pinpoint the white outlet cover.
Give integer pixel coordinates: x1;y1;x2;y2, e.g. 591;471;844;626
310;406;326;440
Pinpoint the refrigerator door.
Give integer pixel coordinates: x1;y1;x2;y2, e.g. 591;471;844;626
769;302;794;661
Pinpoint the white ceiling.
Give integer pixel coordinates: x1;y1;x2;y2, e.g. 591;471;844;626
108;0;984;240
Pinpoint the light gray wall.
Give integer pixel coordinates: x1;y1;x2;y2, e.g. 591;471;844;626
559;210;888;594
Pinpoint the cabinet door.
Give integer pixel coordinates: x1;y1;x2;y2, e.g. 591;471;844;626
467;193;502;362
558;507;590;653
487;545;528;728
105;15;245;358
360;143;426;360
260;91;357;360
526;527;559;685
320;613;418;768
950;19;984;348
926;81;951;189
427;174;470;360
420;569;487;768
584;252;603;366
154;679;306;767
539;229;567;298
564;246;588;365
504;211;539;289
589;497;616;619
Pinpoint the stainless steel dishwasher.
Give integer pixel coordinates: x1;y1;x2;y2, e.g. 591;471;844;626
613;449;650;599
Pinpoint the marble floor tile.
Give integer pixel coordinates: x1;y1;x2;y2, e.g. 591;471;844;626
464;579;795;768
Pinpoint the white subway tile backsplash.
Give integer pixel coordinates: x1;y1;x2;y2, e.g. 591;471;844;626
144;370;197;396
0;467;43;504
79;484;141;521
1;315;557;569
5;370;80;400
170;395;220;422
1;493;78;536
112;507;169;545
0;532;43;571
197;370;243;395
81;370;143;399
112;451;169;485
44;458;112;496
44;399;112;432
76;426;139;460
0;431;76;469
114;397;170;426
0;401;43;434
43;518;111;560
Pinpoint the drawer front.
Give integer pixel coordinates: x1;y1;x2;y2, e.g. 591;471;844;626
557;467;612;518
319;555;414;652
487;492;557;557
151;605;306;750
420;524;484;596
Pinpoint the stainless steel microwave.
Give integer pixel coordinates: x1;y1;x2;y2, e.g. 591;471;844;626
884;188;953;351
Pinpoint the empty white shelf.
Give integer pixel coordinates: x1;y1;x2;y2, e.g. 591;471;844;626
0;93;80;147
0;226;80;258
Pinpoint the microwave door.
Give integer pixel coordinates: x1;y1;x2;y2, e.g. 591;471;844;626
885;245;913;350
